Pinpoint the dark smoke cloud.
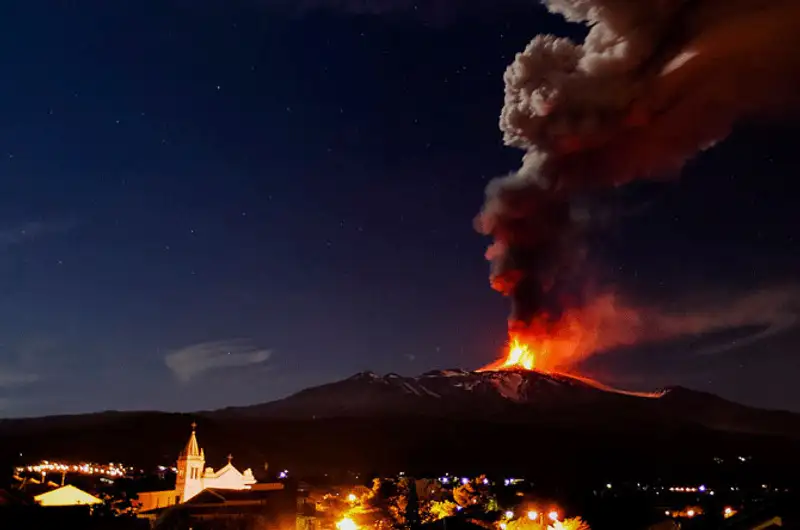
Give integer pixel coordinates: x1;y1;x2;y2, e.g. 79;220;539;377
477;0;800;328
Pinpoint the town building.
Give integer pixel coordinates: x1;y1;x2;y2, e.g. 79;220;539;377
137;423;257;512
34;484;103;507
142;485;296;529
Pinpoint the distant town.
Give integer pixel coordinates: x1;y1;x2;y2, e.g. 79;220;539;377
1;422;794;529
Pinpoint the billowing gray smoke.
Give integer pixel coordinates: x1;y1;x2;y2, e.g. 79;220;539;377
477;0;800;329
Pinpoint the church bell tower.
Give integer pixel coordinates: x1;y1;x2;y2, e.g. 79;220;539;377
176;422;206;501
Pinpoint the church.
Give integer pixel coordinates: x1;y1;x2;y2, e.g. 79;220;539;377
137;423;257;512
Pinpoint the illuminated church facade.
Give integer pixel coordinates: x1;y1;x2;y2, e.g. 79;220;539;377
137;423;256;512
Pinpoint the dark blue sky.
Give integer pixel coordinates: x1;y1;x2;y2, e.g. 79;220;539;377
0;1;798;417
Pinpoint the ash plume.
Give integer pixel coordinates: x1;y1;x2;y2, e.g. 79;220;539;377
477;0;800;329
577;286;800;359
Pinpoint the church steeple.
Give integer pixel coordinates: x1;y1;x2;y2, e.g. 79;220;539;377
176;422;206;502
181;422;203;458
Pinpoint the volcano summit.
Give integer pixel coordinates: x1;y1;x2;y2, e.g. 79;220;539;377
215;368;800;439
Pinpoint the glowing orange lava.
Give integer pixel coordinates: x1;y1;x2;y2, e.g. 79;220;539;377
479;331;554;372
479;331;663;398
477;298;665;399
479;295;637;374
501;336;536;370
479;318;585;374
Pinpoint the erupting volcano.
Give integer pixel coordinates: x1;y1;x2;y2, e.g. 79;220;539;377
478;295;639;375
478;317;590;374
480;334;549;372
491;335;536;371
476;299;662;398
478;330;663;399
474;0;800;387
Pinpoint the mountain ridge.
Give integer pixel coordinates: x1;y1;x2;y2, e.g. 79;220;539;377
209;368;800;439
2;369;800;482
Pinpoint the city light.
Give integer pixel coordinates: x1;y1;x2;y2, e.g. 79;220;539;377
505;511;514;519
16;460;127;478
548;511;559;521
527;511;538;520
686;510;695;518
347;493;357;503
336;517;358;530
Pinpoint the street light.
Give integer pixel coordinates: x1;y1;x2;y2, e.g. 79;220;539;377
505;511;514;519
548;511;559;522
337;518;358;530
527;511;538;520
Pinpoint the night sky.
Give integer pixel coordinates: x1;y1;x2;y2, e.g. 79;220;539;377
1;1;798;417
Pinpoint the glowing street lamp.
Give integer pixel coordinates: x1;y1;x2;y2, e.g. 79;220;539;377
347;493;357;503
337;518;358;530
548;511;559;522
527;511;538;520
504;511;514;519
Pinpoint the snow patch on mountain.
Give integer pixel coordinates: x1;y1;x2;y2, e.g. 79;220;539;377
402;382;421;396
490;371;525;402
418;385;441;398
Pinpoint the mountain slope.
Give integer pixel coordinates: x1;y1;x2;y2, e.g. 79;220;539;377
215;369;800;438
2;369;800;482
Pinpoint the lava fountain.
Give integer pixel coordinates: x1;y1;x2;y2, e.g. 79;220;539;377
478;304;605;374
500;336;536;371
477;297;664;398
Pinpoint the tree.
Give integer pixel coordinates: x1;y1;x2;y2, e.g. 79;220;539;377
362;478;405;530
552;517;590;530
505;516;590;530
425;500;458;522
453;476;493;511
404;478;420;530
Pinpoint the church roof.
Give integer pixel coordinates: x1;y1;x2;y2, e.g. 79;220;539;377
186;486;285;504
180;422;203;458
34;484;102;507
